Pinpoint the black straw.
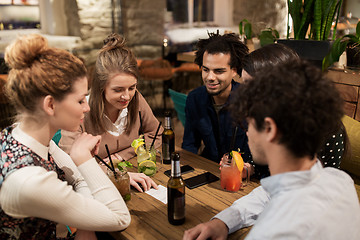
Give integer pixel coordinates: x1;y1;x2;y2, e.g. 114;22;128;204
105;144;115;172
139;111;145;144
94;155;113;171
150;121;162;151
229;126;238;153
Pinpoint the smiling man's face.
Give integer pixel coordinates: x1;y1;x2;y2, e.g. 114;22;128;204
201;51;237;97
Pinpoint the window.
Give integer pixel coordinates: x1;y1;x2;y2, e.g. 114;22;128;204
0;0;40;30
166;0;233;27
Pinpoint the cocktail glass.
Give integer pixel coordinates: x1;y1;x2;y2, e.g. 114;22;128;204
136;144;161;176
220;153;242;192
107;168;131;201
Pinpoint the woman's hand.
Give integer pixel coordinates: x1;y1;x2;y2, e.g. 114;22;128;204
69;133;101;166
128;172;158;192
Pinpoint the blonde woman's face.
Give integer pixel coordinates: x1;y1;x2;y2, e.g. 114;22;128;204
104;72;137;111
54;77;90;132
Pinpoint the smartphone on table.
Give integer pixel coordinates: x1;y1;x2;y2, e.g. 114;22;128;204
164;165;195;177
184;172;219;189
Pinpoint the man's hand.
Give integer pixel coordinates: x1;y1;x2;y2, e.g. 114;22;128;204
183;218;228;240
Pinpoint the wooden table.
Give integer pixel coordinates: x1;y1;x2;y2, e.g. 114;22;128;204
177;51;196;63
110;148;260;240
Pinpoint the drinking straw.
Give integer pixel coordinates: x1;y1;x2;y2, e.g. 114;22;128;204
150;121;162;151
229;126;238;153
138;111;145;144
66;225;73;236
105;144;115;172
94;155;113;171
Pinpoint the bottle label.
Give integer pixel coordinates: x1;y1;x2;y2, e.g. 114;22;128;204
168;188;185;220
163;143;170;160
172;196;185;220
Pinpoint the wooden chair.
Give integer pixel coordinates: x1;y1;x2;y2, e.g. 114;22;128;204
139;58;174;112
172;62;201;91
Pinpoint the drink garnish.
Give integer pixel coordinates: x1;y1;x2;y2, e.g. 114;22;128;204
231;150;244;173
131;135;145;153
117;161;133;171
138;160;157;176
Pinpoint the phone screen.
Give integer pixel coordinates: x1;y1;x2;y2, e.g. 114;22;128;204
184;172;219;189
164;165;195;177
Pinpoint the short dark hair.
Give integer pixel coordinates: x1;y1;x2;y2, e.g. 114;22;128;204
194;31;249;75
242;43;300;76
230;60;344;159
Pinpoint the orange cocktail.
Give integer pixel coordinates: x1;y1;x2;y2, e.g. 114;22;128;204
220;153;242;192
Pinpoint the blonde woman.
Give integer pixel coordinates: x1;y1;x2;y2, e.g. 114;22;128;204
60;33;161;192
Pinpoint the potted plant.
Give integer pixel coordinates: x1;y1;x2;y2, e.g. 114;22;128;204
323;21;360;70
239;19;279;49
259;28;280;47
278;0;343;68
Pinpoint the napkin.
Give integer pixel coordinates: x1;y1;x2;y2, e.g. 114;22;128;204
145;185;167;204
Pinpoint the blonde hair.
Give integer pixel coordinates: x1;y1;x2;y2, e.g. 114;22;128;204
4;34;86;115
88;33;139;134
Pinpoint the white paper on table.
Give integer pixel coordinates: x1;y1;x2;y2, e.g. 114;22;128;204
145;185;167;204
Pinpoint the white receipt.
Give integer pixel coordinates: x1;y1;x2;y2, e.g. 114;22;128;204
145;185;167;204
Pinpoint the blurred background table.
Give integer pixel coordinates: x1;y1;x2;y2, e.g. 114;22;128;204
110;147;259;240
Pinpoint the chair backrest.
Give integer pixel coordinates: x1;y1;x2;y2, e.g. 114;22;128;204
139;58;173;81
52;129;62;146
168;89;187;127
341;115;360;178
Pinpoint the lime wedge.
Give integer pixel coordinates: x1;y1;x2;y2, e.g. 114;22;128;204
138;160;157;176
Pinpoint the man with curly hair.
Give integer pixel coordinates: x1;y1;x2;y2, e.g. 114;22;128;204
183;60;360;240
182;31;251;165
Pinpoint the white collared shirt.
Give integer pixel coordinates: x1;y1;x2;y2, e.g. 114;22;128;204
103;108;128;136
215;161;360;239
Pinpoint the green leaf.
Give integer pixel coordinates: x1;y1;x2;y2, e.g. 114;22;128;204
117;161;133;171
322;37;347;70
297;0;315;39
239;19;252;38
244;23;252;39
356;21;360;39
322;0;342;41
313;0;322;40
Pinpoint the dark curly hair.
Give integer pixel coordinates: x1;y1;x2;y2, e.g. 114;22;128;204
230;60;344;159
194;31;249;75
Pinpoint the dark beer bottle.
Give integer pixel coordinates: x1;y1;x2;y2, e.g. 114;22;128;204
167;152;185;225
162;111;175;164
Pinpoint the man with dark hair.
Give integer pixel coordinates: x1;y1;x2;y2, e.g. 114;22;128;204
183;60;360;240
182;31;251;164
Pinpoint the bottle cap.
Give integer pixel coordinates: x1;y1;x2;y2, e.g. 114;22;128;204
171;152;180;161
164;111;172;118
